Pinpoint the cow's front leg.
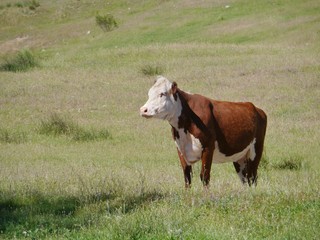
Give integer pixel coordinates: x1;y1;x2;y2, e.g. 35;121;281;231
177;149;192;188
200;147;214;187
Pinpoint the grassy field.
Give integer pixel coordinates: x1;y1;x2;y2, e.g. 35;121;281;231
1;0;319;239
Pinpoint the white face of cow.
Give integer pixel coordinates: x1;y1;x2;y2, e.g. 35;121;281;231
140;76;179;121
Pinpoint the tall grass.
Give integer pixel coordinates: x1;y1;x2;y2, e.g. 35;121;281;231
2;1;40;9
38;114;111;142
0;128;27;144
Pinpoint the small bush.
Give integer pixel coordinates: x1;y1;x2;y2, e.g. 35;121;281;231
141;65;164;76
38;114;111;142
96;13;118;32
1;50;38;72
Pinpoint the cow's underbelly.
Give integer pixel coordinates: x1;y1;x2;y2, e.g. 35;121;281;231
174;129;256;165
174;130;203;166
212;138;256;164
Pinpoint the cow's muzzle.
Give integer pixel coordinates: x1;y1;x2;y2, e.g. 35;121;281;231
140;107;152;118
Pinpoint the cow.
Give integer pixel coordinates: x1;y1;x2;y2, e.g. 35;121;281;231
140;76;267;188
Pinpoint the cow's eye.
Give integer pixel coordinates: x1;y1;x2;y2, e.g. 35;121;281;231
160;92;167;97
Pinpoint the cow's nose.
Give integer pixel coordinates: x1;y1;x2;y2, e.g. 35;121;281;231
140;107;148;115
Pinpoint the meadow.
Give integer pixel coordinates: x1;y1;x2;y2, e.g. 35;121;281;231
0;0;319;239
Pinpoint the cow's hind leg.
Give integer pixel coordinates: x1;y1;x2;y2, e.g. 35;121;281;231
247;138;265;186
234;109;267;186
233;156;248;185
247;107;267;186
234;156;259;186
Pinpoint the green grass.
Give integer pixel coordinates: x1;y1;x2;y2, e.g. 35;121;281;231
0;0;319;239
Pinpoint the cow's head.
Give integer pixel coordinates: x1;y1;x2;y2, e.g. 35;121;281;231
140;76;178;120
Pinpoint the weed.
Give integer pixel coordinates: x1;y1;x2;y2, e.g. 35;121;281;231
96;13;118;32
0;50;38;72
141;64;164;76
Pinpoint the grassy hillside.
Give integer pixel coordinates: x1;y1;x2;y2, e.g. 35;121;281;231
0;0;319;239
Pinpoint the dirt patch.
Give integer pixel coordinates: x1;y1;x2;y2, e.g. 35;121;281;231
0;35;32;54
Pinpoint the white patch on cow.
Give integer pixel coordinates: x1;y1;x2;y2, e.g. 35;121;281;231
167;97;182;127
237;164;247;184
174;130;203;166
212;138;256;164
249;138;256;161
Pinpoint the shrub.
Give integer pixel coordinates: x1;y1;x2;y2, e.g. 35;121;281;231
38;114;111;142
1;50;38;72
96;13;118;32
141;65;164;76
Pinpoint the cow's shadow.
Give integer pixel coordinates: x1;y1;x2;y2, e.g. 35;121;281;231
0;188;166;236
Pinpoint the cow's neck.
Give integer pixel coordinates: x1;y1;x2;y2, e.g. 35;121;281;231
166;94;182;129
167;89;191;131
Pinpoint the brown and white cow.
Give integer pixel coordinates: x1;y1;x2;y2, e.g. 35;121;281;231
140;76;267;188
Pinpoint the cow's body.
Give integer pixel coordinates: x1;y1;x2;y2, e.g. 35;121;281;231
140;76;267;187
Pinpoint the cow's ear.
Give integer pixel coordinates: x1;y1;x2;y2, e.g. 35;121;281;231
171;82;178;94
